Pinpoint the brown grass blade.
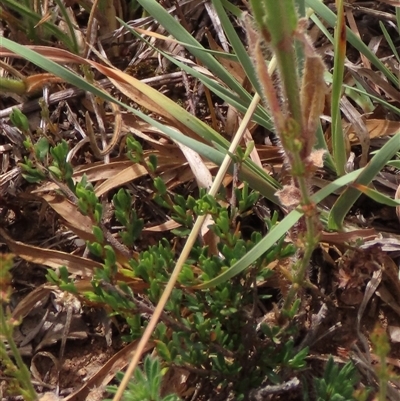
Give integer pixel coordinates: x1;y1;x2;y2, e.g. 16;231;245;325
0;227;102;275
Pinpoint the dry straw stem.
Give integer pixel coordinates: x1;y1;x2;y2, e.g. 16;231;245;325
111;91;262;400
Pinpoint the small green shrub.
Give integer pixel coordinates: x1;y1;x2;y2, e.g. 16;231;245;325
19;132;311;398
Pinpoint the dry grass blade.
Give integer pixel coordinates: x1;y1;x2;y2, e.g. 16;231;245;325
340;97;369;167
176;143;213;190
347;119;400;143
143;220;181;233
0;227;102;275
0;45;216;142
11;284;54;320
41;193;95;241
320;228;378;244
350;67;400;103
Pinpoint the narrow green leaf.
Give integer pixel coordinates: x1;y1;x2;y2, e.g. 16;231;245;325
351;183;400;207
397;7;400;36
53;0;79;54
136;0;249;99
1;0;76;52
220;0;244;18
249;0;266;33
379;21;400;63
331;0;346;176
386;160;400;168
314;122;335;172
211;0;262;96
328;133;400;230
263;1;302;125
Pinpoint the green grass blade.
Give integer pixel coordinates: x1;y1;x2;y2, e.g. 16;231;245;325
346;82;400;117
314;121;336;172
220;0;243;17
132;0;275;129
211;0;263;96
196;209;303;289
53;0;79;54
310;13;334;43
330;0;347;176
379;21;400;64
0;39;100;94
328;133;400;230
397;7;400;36
295;0;306;75
136;0;250;100
351;184;400;207
386;160;400;168
212;141;281;193
263;1;302;125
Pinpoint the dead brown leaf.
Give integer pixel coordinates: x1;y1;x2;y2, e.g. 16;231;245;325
0;45;209;142
42;193;94;241
143;220;181;232
320;228;377;245
205;30;246;84
24;73;64;95
0;227;102;276
340;96;369;167
351;67;400;103
347;119;400;143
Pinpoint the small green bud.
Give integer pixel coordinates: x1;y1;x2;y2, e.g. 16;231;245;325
154;177;167;196
92;226;104;243
10;108;29;132
35;137;49;161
